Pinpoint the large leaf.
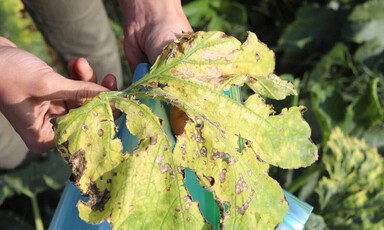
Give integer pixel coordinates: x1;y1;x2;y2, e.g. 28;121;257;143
54;31;317;229
316;128;384;229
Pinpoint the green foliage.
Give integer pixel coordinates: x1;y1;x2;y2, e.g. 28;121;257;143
183;0;248;39
1;155;69;198
309;44;384;141
54;31;317;229
0;154;70;229
343;0;384;71
316;128;384;229
304;213;327;230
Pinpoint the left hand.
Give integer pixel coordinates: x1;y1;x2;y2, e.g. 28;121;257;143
0;39;116;153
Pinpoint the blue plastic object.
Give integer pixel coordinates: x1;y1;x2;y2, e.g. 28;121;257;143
49;63;312;230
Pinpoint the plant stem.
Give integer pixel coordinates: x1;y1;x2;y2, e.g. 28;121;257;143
31;194;44;230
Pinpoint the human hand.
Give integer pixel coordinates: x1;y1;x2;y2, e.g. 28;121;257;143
119;0;193;71
0;38;117;153
118;0;192;135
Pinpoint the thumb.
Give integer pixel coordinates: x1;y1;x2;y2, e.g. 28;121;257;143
38;72;109;103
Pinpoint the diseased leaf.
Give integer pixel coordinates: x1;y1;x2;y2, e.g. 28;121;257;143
54;31;317;229
247;74;297;100
173;119;288;229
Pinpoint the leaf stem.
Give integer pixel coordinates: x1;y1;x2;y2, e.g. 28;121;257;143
30;194;44;230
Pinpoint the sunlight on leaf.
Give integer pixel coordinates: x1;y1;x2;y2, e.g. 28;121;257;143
54;31;317;229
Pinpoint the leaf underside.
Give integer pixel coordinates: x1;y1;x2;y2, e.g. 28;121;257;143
54;31;317;229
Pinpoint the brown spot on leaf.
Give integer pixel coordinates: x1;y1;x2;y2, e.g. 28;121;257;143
69;149;86;185
219;169;227;184
58;141;69;158
190;132;196;141
202;50;226;61
235;175;248;194
200;146;207;157
180;142;186;155
98;129;104;137
95;190;111;211
203;175;215;186
236;189;255;215
156;156;175;177
177;166;184;175
211;149;230;161
150;133;158;145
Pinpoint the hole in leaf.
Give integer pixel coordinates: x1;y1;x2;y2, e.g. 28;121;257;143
184;169;221;230
114;114;138;154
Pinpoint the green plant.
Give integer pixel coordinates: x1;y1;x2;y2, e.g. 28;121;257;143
53;31;317;229
316;128;383;229
0;155;69;230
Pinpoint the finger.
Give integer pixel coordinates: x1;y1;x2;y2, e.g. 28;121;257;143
67;58;77;79
49;101;68;117
39;72;109;103
74;57;97;83
0;37;17;48
101;74;118;90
